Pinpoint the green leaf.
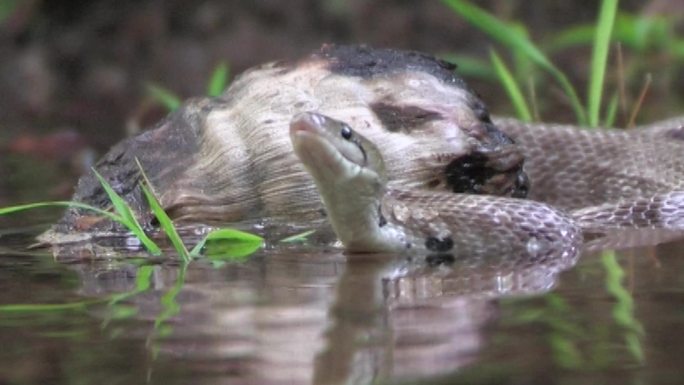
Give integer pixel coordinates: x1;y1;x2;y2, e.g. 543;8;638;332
441;0;587;124
489;49;532;122
92;169;161;255
190;228;263;260
1;201;118;220
135;159;190;262
588;0;619;128
141;183;190;261
146;83;181;111
207;62;230;97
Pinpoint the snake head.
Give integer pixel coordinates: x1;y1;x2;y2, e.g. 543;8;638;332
290;112;386;191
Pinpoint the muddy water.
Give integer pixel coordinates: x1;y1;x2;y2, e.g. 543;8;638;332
1;218;683;385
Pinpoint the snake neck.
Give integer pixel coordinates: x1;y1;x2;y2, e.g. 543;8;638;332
315;177;408;253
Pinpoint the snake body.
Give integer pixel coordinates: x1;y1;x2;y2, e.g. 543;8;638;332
42;45;684;255
291;112;582;261
291;112;684;259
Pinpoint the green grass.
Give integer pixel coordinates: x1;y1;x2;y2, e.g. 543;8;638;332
207;62;230;97
546;12;684;59
441;0;644;128
145;84;182;111
0;195;162;255
2;56;257;263
442;0;587;125
489;49;532;122
0;165;264;262
135;159;191;262
92;168;162;254
587;0;619;127
147;61;231;112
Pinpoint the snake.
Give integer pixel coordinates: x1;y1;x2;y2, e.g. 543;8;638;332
291;110;684;259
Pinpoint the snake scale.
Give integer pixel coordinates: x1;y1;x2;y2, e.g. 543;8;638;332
42;45;684;259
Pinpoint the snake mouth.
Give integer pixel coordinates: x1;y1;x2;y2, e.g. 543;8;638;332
444;146;529;198
290;121;341;176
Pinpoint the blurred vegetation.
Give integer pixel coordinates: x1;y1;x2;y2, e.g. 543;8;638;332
147;61;230;111
441;0;684;127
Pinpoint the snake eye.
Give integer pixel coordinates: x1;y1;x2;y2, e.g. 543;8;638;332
340;125;353;140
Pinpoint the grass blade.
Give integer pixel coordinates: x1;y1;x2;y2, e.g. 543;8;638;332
588;0;619;127
92;169;161;255
545;25;596;53
441;0;587;124
1;201;118;220
207;62;230;97
135;159;190;262
279;229;316;243
0;302;89;313
602;92;619;127
438;53;495;79
146;83;181;111
0;199;161;255
140;183;190;262
489;49;532;121
190;228;263;260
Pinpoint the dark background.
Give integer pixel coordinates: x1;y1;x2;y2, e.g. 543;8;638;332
1;0;683;205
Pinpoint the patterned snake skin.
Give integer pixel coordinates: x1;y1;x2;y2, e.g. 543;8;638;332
496;117;684;211
497;118;684;238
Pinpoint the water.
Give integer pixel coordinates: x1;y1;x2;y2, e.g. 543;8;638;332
1;218;684;385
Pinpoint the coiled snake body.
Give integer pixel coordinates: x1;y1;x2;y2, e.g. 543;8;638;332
291;111;684;264
291;112;582;262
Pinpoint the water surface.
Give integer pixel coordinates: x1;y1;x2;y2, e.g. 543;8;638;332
1;220;683;385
